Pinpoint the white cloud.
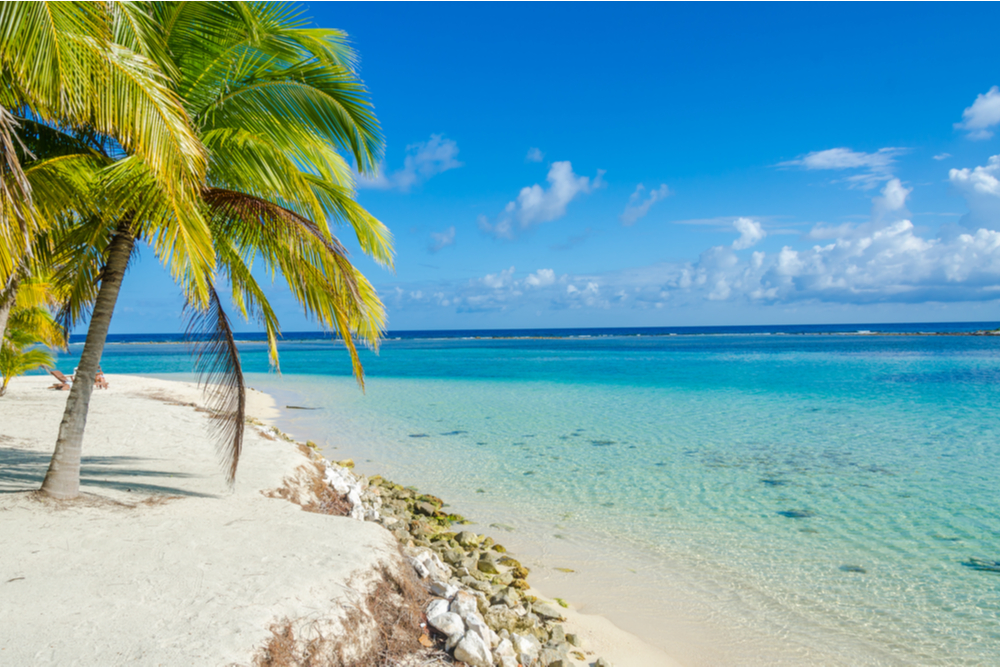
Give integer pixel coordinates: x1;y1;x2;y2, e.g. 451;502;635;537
479;161;605;239
955;86;1000;140
386;158;1000;315
949;154;1000;228
482;266;516;289
526;147;544;163
390;173;1000;314
871;178;911;222
525;268;556;287
619;183;670;226
358;134;462;192
732;217;766;250
429;226;455;253
933;153;952;161
779;147;901;189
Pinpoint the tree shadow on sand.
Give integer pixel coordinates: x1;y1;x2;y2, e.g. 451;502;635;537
0;447;217;497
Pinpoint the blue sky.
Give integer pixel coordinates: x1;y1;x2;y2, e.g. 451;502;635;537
111;2;1000;333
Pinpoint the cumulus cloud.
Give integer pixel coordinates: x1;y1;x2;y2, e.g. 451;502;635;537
732;217;766;249
388;171;1000;314
525;147;544;162
359;134;462;192
479;161;605;239
482;266;516;289
871;178;912;222
955;86;1000;140
619;184;670;226
428;226;455;253
949;154;1000;228
779;147;902;189
525;268;556;287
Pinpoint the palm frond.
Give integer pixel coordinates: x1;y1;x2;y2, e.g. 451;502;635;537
0;2;207;196
101;156;215;306
185;283;245;486
213;237;282;370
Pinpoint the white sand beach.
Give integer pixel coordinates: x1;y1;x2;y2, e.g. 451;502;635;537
0;375;679;666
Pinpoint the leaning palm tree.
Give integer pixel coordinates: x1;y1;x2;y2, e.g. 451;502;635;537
0;1;214;499
38;2;392;498
0;1;209;300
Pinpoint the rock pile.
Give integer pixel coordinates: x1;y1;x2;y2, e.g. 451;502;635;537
315;456;608;667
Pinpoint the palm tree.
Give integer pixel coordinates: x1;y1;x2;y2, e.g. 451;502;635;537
0;277;65;396
0;1;209;307
37;2;392;498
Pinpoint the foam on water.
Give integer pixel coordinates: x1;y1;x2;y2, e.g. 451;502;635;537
55;331;1000;664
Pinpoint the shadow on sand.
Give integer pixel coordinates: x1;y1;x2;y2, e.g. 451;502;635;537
0;447;216;498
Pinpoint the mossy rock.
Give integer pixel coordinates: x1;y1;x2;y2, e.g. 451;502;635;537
492;544;507;553
478;559;501;575
417;493;444;507
510;579;530;590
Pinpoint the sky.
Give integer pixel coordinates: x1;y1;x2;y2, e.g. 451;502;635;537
110;2;1000;333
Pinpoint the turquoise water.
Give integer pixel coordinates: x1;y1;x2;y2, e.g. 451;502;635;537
57;333;1000;664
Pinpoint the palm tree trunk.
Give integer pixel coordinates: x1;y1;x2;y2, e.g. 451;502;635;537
0;273;21;345
40;221;134;499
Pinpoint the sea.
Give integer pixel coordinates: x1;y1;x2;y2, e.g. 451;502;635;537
52;322;1000;665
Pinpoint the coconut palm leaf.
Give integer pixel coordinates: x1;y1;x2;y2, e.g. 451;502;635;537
0;1;206;196
185;283;245;485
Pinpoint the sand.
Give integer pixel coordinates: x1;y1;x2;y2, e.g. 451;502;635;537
0;374;680;666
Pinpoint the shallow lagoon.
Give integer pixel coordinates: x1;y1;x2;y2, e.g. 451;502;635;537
62;331;1000;664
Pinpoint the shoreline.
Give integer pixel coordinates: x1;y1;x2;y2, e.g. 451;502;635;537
0;374;677;666
261;376;909;667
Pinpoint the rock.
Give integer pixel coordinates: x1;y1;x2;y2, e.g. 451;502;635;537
490;588;520;608
455;530;480;548
464;577;492;594
429;580;459;599
415;501;438;516
465;612;499;649
531;602;564;621
538;650;569;667
426;598;449;619
549;624;566;643
595;659;614;667
443;548;465;565
511;632;541;665
532;602;566;621
335;458;355;468
405;547;451;581
477;558;501;575
450;590;479;620
566;633;587;649
484;606;520;634
323;465;365;520
426;610;464;649
453;631;492;667
494;638;518;667
495;571;514;586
